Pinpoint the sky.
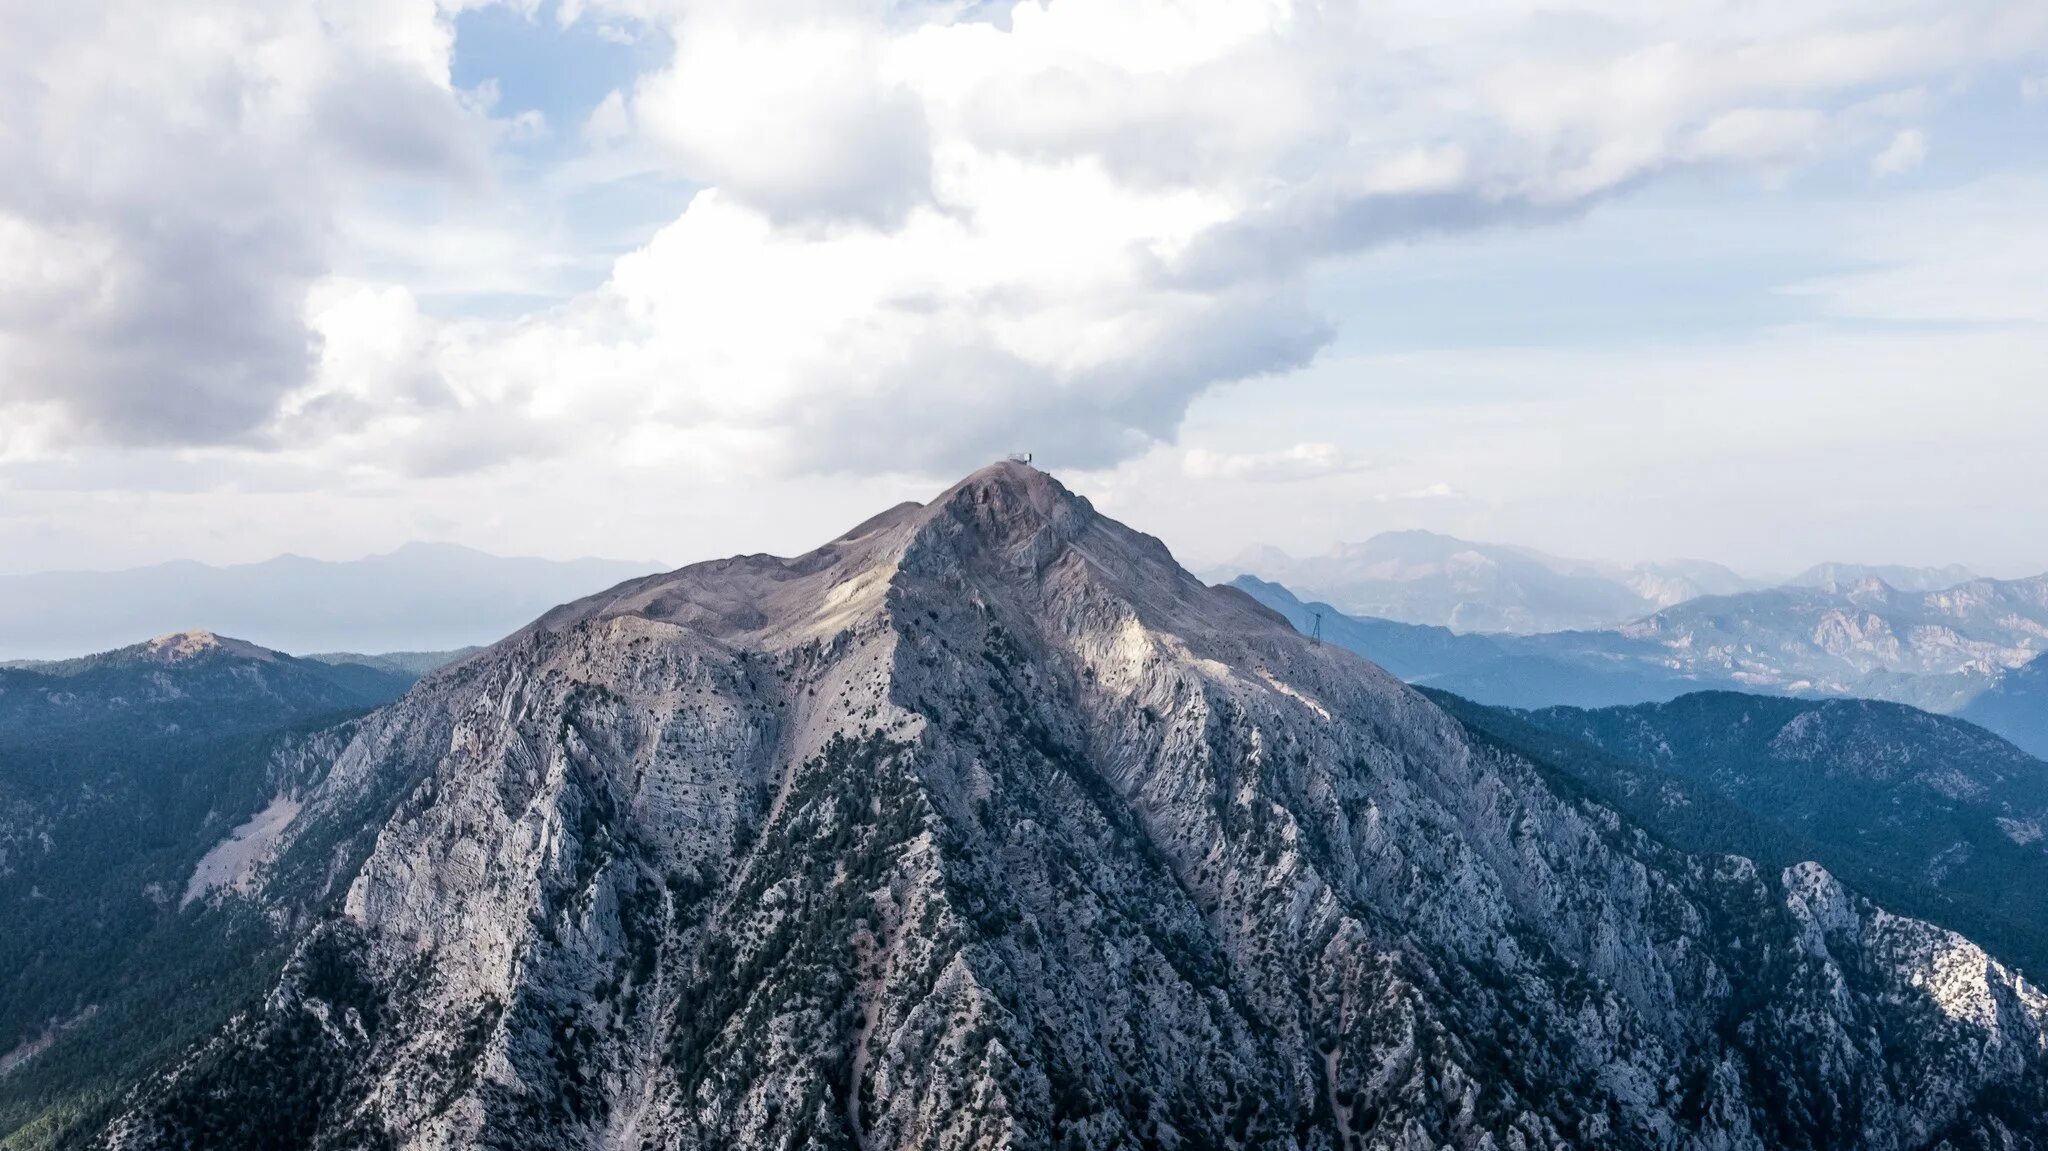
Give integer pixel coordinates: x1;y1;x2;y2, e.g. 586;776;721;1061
0;0;2044;579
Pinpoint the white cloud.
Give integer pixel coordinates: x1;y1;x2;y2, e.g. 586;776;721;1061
6;0;2048;553
630;13;933;225
1183;442;1371;482
269;0;2048;484
1871;128;1928;176
1684;107;1826;165
0;0;504;447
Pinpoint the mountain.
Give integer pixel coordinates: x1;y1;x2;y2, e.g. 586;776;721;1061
0;634;415;1143
1227;576;1510;682
1623;557;1761;608
1615;575;2048;711
1215;531;1761;634
20;462;2047;1149
303;648;484;680
1787;563;1979;592
1439;690;2048;976
1237;574;2048;750
0;544;659;661
1214;529;1653;632
0;631;414;740
1232;576;1734;708
1963;653;2048;760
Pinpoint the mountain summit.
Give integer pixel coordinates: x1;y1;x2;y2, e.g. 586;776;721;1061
140;629;277;664
86;463;2048;1150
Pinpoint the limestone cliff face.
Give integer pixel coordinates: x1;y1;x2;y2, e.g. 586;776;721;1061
102;464;2048;1150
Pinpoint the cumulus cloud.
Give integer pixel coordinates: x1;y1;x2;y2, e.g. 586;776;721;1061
7;0;2046;484
0;0;495;448
296;0;2048;483
631;13;933;226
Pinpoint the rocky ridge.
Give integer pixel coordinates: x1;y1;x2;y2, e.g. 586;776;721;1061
94;464;2048;1150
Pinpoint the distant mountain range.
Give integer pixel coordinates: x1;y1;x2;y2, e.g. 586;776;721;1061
1785;561;1981;591
1209;530;1759;632
302;647;483;679
1615;575;2048;710
0;543;660;660
1213;529;1991;634
3;532;2003;662
1237;573;2048;758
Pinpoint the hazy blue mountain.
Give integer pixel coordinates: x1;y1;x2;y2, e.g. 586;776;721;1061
1787;562;1980;592
1213;530;1660;632
1622;556;1763;606
1963;653;2048;760
303;647;483;679
1227;576;1508;680
1238;573;2048;751
1215;531;1765;634
1231;575;1732;707
0;633;415;1140
1616;575;2048;712
1440;690;2048;976
0;543;660;661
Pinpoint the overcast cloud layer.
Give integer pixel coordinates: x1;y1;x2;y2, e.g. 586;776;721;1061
0;0;2043;576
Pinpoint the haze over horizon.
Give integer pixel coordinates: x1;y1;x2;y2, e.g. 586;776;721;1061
3;527;2039;589
2;0;2043;578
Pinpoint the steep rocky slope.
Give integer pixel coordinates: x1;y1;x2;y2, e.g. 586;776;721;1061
88;465;2048;1150
1435;690;2048;978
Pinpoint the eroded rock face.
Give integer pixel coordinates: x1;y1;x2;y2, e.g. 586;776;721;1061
101;464;2048;1151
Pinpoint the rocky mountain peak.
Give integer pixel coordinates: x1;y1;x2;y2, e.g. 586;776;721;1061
885;461;1093;582
141;628;275;664
530;461;1203;658
897;461;1191;595
89;464;2048;1151
931;458;1078;519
